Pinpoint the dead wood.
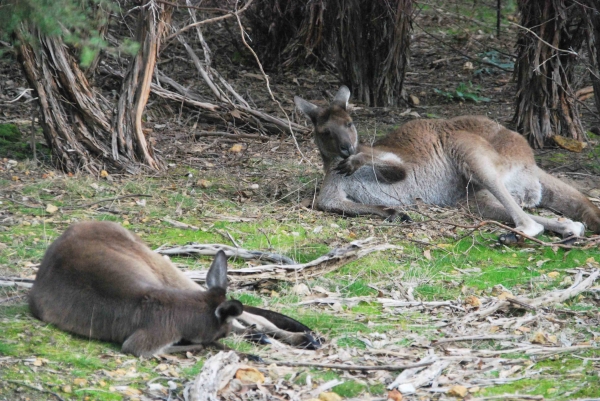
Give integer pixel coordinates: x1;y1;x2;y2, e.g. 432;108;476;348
62;194;152;210
432;334;519;346
157;243;296;265
187;351;240;401
159;238;398;286
263;359;435;372
388;353;450;391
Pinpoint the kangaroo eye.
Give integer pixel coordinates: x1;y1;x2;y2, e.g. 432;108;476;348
346;122;354;128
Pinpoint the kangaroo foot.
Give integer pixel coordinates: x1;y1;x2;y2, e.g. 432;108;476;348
299;331;324;350
498;232;524;246
562;221;585;238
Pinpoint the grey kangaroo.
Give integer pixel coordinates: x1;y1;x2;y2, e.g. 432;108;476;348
29;221;320;357
295;86;600;238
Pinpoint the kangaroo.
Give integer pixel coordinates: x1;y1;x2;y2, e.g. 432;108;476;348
29;221;320;357
295;86;600;239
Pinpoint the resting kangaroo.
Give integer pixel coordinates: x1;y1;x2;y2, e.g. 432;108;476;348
295;86;600;238
29;221;320;357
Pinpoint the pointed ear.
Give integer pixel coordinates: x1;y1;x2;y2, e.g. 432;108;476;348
332;86;350;109
206;250;228;290
215;300;243;323
294;96;321;124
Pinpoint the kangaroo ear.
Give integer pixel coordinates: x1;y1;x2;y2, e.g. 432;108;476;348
332;86;350;109
206;250;228;290
215;300;243;323
294;96;321;124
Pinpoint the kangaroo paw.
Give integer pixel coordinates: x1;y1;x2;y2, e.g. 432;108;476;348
300;331;324;350
335;155;362;176
498;232;524;246
244;332;272;345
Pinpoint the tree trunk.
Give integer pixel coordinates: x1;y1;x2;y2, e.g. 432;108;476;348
246;0;412;107
585;1;600;117
513;0;587;148
113;1;172;171
16;0;171;174
332;0;412;107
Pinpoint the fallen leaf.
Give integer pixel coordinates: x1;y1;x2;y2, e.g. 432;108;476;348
387;389;403;401
73;378;87;387
547;271;560;279
319;392;342;401
553;135;587;152
497;291;513;300
100;170;109;178
46;204;58;214
292;283;311;296
197;179;212;188
235;367;265;384
447;385;468;397
423;249;432;260
531;331;547;344
62;385;72;393
464;295;481;308
230;144;243;153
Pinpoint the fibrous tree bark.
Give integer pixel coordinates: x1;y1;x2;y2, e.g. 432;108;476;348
513;0;587;148
247;0;412;107
16;0;171;174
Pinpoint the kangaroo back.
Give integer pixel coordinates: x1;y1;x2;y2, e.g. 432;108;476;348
29;221;242;357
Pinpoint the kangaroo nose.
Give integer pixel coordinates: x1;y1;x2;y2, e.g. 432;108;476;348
340;144;355;158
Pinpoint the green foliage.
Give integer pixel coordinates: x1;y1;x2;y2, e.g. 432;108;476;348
434;82;490;103
0;0;127;66
0;123;37;160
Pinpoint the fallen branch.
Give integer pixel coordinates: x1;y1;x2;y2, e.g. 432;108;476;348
167;238;398;286
62;194;152;210
432;334;519;346
187;351;240;401
264;359;435;372
157;243;296;265
162;218;199;231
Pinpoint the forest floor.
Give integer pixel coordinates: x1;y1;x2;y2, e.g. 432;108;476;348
1;1;600;400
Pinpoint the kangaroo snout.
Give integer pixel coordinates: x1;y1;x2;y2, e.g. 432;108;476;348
339;143;355;158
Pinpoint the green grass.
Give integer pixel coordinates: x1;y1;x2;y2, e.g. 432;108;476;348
2;153;600;400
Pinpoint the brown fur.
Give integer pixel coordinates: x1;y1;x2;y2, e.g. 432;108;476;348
295;87;600;237
29;221;242;357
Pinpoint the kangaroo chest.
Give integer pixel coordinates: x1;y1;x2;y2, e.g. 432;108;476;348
336;156;467;207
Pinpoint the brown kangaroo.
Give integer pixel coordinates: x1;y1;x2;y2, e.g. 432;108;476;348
29;221;320;357
295;86;600;238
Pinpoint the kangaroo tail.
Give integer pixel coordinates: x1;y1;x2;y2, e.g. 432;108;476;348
537;168;600;233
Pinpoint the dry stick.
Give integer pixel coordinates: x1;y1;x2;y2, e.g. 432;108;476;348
165;0;254;41
233;5;310;164
263;359;435;372
470;395;544;401
3;379;65;401
62;194;152;210
155;0;229;13
194;131;265;140
432;334;519;346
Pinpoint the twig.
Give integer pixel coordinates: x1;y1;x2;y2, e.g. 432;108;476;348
194;131;264;140
470;395;544;401
165;0;254;41
432;334;519;346
62;194;152;210
3;379;65;401
162;218;199;231
0;294;27;304
264;359;435;372
233;2;310;163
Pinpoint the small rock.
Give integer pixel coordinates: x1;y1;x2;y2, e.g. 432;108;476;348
397;383;416;394
408;94;420;106
464;295;481;307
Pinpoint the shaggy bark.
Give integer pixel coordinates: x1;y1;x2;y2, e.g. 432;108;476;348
16;0;172;174
513;0;587;148
246;0;412;107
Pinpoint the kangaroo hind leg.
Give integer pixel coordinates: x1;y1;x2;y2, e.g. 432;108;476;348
455;133;544;237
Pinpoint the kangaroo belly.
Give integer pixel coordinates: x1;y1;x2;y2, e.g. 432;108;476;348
342;161;466;207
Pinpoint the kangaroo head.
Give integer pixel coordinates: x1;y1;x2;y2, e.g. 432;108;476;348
295;86;358;163
204;250;243;340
